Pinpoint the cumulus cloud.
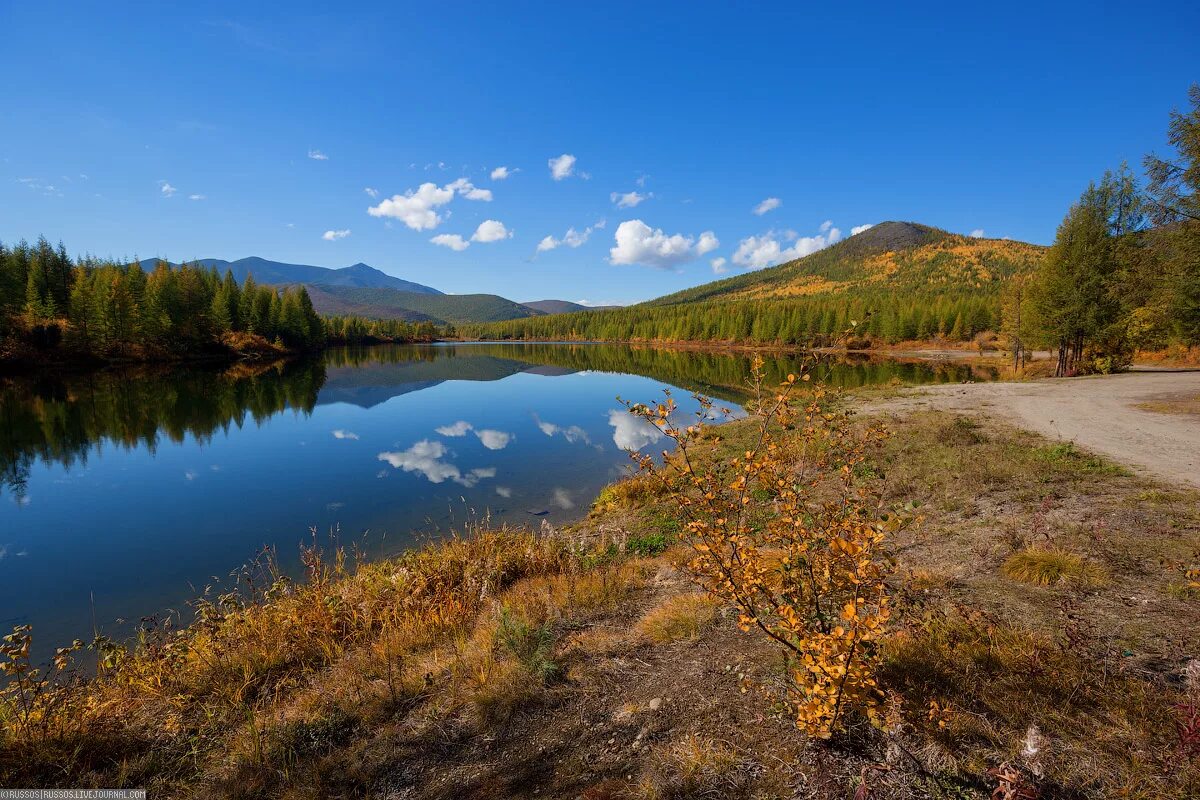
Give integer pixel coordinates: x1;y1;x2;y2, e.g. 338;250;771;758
536;220;604;253
552;488;575;509
609;220;719;270
754;197;782;215
607;409;665;451
732;223;843;270
851;223;875;236
322;229;351;241
377;440;496;487
533;415;591;444
331;429;359;440
364;187;379;198
490;166;515;180
548;153;577;180
448;177;493;201
472;219;512;242
307;149;329;160
188;194;206;201
431;233;470;251
367;179;491;231
970;229;985;238
611;190;650;208
711;257;728;274
436;421;473;436
475;429;512;450
159;181;177;197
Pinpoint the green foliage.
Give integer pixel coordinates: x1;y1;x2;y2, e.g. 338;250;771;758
463;224;1037;346
496;607;557;681
0;239;455;363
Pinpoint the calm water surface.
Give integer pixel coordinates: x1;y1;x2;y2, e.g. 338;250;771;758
0;343;995;658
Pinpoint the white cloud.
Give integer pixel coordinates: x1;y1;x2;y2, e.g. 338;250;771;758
533;415;591;444
548;153;577;180
472;219;512;243
475;429;512;450
495;486;512;498
308;149;329;160
552;488;575;509
851;224;875;236
377;440;496;487
490;166;515;180
367;179;491;231
754;197;782;216
364;187;379;198
711;257;728;274
970;229;985;238
431;233;469;251
536;220;603;253
448;177;492;201
436;421;473;436
184;469;198;481
323;229;351;241
331;429;360;440
611;190;650;208
732;223;843;270
607;409;665;451
159;181;177;197
188;194;206;201
609;220;719;270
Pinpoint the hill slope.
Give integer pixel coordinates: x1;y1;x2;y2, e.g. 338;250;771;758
137;256;441;294
461;222;1048;345
649;221;1044;307
523;300;622;314
304;285;546;325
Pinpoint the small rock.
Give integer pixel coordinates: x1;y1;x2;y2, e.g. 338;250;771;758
648;697;663;711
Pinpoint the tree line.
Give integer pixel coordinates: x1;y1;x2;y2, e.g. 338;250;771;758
1008;85;1200;375
0;246;446;364
464;88;1199;371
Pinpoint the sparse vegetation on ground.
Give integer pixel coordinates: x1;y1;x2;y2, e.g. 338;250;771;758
2;387;1198;798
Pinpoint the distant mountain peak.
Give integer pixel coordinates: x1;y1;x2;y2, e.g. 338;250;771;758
136;256;443;295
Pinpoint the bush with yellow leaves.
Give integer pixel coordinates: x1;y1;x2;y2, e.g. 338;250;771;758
624;356;902;738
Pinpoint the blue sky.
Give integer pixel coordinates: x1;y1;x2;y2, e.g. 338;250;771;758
2;2;1196;305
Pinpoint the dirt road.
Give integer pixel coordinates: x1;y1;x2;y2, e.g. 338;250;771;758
867;371;1200;488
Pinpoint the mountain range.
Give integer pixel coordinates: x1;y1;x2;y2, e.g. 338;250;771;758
136;256;612;325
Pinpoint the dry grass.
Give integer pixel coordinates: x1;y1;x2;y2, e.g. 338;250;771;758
633;733;757;800
1002;547;1107;587
883;612;1196;799
635;593;721;644
1136;395;1200;416
4;401;1199;798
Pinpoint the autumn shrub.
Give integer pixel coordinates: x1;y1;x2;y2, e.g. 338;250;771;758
625;356;903;737
636;593;721;644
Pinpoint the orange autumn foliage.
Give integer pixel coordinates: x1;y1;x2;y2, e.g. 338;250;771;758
626;357;904;737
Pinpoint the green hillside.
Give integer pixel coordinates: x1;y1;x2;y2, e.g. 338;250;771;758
462;222;1047;345
303;285;545;325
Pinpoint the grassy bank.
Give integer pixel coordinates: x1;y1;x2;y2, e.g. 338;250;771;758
2;405;1198;798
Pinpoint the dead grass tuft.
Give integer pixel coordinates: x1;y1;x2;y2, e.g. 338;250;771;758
634;733;757;800
636;593;721;644
1002;547;1106;587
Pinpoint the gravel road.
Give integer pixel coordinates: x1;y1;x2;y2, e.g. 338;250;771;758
867;371;1200;488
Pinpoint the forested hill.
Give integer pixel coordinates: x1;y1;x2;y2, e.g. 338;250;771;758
649;222;1045;307
460;222;1048;346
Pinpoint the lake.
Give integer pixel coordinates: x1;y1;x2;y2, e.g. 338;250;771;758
0;342;996;660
